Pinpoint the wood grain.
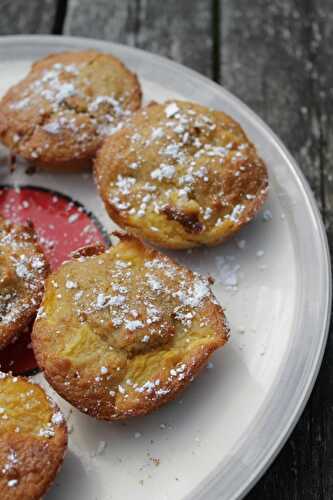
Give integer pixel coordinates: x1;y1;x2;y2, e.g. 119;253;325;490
0;0;57;35
65;0;214;78
313;1;333;239
64;0;138;46
220;0;322;203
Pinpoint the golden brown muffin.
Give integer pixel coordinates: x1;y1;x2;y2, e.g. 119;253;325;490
0;50;142;169
0;219;49;350
95;100;268;249
32;234;229;420
0;372;67;500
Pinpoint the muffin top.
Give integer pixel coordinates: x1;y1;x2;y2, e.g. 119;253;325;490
0;373;67;500
0;50;141;169
95;100;268;248
0;219;49;350
32;235;229;420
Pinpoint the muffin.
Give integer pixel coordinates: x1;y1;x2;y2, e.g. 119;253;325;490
0;50;142;169
32;234;229;420
0;372;67;500
95;100;268;248
0;219;49;350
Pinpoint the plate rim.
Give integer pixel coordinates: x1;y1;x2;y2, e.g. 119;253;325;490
0;34;331;500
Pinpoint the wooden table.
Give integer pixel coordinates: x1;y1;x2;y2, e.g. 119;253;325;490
2;1;332;498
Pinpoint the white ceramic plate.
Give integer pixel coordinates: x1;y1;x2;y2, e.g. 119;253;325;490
0;35;330;500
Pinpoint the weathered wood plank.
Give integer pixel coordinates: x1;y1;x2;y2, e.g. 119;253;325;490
219;1;332;499
0;0;57;35
132;0;213;78
64;0;138;46
307;3;333;499
220;0;321;205
64;0;213;78
313;1;333;236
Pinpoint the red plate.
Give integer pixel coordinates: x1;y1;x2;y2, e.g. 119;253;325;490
0;186;109;375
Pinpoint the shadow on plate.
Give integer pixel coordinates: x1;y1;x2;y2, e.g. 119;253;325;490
46;450;99;500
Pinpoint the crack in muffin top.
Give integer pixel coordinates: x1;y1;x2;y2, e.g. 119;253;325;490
32;236;229;420
95;100;268;248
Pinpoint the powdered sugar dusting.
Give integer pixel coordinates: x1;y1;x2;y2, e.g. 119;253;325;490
37;238;226;418
105;100;266;239
0;220;47;330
